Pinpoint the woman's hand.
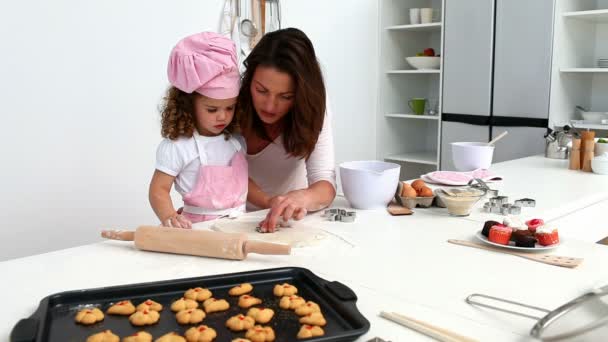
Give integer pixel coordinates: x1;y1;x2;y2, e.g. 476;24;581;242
161;213;192;229
258;190;309;232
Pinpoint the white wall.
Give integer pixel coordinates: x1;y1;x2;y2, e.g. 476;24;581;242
0;0;377;261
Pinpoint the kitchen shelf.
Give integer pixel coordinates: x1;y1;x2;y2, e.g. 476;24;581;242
572;123;608;130
562;9;608;22
384;151;438;165
386;69;440;74
385;22;442;32
560;68;608;73
385;113;439;120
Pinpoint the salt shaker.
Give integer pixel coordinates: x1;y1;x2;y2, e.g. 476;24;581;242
569;138;581;170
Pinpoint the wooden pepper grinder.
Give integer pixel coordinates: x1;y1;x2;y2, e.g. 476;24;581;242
581;130;596;172
569;138;581;170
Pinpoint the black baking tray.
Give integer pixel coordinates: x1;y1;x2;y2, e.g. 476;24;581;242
11;267;370;342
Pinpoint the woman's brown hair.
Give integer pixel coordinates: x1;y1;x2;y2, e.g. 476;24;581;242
159;86;236;140
238;28;326;159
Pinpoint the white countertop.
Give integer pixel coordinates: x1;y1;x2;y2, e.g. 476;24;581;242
2;155;608;341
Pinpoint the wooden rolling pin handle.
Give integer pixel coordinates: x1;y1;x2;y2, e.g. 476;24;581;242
243;240;291;256
101;230;135;241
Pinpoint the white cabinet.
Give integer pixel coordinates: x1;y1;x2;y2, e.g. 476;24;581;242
377;0;444;180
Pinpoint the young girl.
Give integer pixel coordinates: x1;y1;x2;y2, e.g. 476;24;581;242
149;32;247;228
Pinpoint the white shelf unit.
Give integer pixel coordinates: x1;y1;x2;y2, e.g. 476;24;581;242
563;8;608;22
549;0;608;131
377;0;444;180
560;68;608;73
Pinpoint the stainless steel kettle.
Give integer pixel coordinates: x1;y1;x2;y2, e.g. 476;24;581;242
545;125;574;159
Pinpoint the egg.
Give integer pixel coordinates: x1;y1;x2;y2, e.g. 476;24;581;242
417;186;434;197
401;183;418;198
411;179;426;191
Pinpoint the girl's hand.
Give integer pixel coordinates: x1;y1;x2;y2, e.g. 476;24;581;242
162;213;192;229
258;190;309;233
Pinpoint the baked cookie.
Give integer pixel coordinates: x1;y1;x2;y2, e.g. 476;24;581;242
295;301;321;316
297;325;325;339
107;300;136;316
122;331;153;342
246;307;274;324
137;299;163;312
228;283;253;296
129;309;160;326
86;330;119;342
226;314;255;331
273;283;298;297
231;339;252;342
245;325;275;342
238;294;262;308
184;287;212;302
171;297;199;312
185;325;217;342
176;308;206;325
155;332;186;342
75;308;104;325
279;295;306;310
299;312;326;326
202;298;230;313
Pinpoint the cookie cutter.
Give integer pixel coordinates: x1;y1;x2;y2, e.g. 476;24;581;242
483;201;521;215
255;218;294;233
323;208;356;223
500;204;522;215
489;196;509;206
514;198;536;207
468;178;499;197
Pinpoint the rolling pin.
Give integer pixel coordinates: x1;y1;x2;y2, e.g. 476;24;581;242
101;226;291;260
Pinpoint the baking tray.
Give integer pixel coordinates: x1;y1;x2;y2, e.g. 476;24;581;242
11;267;370;342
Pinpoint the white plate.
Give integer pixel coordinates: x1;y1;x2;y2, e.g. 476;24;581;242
474;231;560;252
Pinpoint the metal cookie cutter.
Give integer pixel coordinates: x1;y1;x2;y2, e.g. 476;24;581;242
489;196;509;206
323;208;356;223
515;198;536;207
500;204;522;215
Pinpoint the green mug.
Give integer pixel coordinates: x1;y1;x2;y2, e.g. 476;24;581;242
408;98;427;115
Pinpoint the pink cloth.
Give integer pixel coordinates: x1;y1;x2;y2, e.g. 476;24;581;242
167;32;239;99
181;142;248;223
423;169;502;186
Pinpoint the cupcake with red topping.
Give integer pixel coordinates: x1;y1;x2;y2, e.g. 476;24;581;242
488;225;512;245
535;226;559;246
525;218;544;233
482;220;502;237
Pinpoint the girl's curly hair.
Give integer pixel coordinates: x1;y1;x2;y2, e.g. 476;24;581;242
159;86;237;140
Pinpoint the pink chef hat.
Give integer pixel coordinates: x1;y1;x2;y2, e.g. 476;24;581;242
167;32;240;99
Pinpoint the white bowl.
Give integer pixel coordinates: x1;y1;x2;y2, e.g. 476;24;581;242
339;161;401;209
591;156;608;175
595;138;608;157
451;142;495;171
581;111;608;123
405;56;440;70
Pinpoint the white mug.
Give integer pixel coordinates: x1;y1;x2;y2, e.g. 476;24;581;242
420;8;433;24
410;8;420;25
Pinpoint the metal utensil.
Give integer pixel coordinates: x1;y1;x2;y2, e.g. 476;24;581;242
466;288;608;341
447;239;582;268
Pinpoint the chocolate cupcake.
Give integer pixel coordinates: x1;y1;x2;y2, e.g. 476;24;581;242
513;230;537;248
482;220;501;237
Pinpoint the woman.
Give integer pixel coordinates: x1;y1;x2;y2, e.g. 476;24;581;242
238;28;336;232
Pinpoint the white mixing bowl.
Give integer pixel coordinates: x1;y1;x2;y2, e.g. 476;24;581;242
405;56;440;70
451;142;495;171
339;161;401;209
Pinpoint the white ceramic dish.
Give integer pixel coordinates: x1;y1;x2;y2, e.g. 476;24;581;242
474;231;560;251
451;142;495;171
591;156;608;175
339;160;400;209
405;56;440;70
594;138;608;157
580;111;608;123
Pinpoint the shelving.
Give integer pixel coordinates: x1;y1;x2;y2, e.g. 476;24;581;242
378;0;444;179
560;68;608;73
562;8;608;22
385;22;441;31
385;113;439;120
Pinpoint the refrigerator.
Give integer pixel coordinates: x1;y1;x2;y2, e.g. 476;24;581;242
440;0;555;170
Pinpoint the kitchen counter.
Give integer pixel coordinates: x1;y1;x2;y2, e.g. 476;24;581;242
2;156;607;341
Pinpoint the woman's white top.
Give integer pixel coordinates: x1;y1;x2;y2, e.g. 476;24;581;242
246;108;336;210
